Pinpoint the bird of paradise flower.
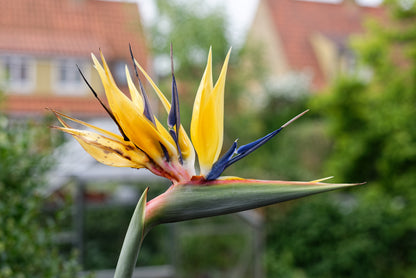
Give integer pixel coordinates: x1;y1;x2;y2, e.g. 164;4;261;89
51;46;359;278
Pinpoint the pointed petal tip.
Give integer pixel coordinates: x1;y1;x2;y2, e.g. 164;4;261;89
46;107;56;118
99;48;105;59
49;125;60;130
282;109;310;128
310;176;334;183
143;187;149;198
49;109;72;128
207;48;213;63
310;176;365;186
353;181;367;186
91;53;100;68
313;181;366;189
170;43;174;74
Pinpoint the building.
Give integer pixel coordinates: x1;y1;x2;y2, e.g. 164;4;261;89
246;0;385;90
0;0;150;117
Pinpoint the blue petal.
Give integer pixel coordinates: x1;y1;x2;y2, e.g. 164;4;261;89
168;45;183;163
206;140;238;181
236;128;282;155
225;127;283;168
169;129;183;164
160;142;170;162
138;79;156;125
168;74;180;131
129;44;156;125
204;111;308;180
225;110;309;168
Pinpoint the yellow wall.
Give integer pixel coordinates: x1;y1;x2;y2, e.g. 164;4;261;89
35;59;52;95
310;33;339;81
33;57;96;96
246;0;289;77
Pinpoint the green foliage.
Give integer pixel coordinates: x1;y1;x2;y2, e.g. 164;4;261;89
85;205;136;269
177;215;252;278
225;95;326;180
83;183;171;270
151;0;229;81
221;71;330;181
0;112;81;277
267;189;416;278
266;1;416;277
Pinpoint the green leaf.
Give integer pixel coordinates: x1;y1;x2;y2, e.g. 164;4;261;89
114;188;148;278
145;179;361;227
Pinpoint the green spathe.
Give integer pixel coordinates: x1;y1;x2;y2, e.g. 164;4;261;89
144;178;360;230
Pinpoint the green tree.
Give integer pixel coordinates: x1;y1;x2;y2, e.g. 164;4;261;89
151;0;229;82
231;72;330;180
0;108;81;277
266;1;416;277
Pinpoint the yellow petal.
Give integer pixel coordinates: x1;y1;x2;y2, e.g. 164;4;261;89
56;127;149;168
191;48;231;175
191;48;213;123
125;65;144;114
125;67;176;154
133;59;195;164
92;53;178;164
51;109;124;141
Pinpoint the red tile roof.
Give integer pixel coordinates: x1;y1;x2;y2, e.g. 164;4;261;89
0;0;150;116
266;0;385;88
0;0;149;61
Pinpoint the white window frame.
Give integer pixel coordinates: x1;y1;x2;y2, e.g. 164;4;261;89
0;54;36;93
53;58;89;95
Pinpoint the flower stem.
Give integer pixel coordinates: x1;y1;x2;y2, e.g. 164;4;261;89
113;189;148;278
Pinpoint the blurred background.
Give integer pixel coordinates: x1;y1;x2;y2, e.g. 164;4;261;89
1;0;416;277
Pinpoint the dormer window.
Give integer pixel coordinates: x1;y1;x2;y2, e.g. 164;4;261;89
0;55;35;93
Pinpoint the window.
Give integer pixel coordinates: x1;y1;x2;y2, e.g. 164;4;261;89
112;60;128;86
54;58;88;95
0;55;35;93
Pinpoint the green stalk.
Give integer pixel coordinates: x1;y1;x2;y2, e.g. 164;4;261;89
113;188;148;278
